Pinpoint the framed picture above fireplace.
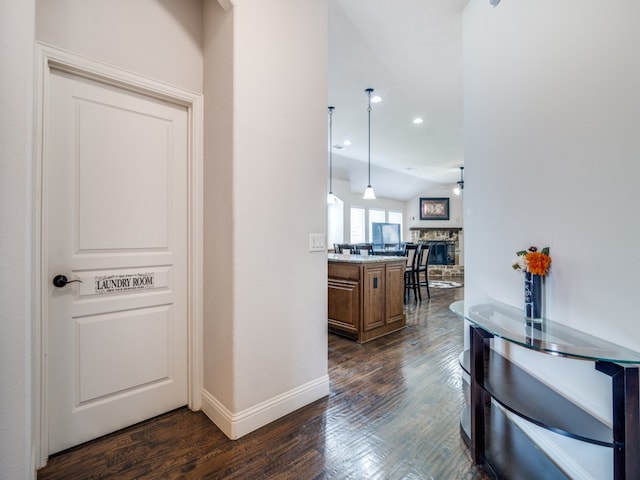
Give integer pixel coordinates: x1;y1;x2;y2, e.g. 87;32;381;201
419;197;450;220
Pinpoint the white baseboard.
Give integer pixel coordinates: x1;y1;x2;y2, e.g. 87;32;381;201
201;375;330;440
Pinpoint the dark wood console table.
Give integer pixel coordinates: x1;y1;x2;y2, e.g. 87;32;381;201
450;300;640;480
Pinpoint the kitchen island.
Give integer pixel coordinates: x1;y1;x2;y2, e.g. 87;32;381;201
328;254;406;343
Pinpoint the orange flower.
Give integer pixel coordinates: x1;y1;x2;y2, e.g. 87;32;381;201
526;251;552;276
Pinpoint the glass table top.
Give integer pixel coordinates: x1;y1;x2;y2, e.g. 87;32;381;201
450;300;640;364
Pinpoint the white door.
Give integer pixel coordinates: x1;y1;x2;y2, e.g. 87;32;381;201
46;68;188;454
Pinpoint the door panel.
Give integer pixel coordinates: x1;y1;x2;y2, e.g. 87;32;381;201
46;69;188;454
76;98;170;250
363;265;385;331
77;306;172;403
385;262;405;323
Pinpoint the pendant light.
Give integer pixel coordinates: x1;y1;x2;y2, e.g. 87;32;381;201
327;106;336;204
363;88;376;200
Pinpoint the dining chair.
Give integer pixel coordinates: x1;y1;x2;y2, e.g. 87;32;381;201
334;243;355;254
354;243;373;255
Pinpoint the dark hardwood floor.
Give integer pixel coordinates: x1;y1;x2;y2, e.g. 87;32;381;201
38;284;489;480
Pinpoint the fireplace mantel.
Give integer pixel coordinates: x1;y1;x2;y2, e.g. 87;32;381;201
409;227;462;232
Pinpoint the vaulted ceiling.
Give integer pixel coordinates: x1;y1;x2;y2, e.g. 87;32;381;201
328;0;468;201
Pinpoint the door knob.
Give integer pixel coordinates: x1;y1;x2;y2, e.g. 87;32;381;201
53;275;82;288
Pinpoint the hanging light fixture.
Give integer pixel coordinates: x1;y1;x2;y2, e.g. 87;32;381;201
363;88;376;200
453;166;464;195
327;106;336;204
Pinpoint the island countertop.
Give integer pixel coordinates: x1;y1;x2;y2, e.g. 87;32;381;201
328;253;406;264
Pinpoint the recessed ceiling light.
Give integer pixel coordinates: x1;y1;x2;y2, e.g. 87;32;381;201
343;140;352;146
413;118;424;124
371;95;382;103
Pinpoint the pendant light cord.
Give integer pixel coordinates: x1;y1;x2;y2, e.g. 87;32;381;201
366;88;373;186
328;106;334;194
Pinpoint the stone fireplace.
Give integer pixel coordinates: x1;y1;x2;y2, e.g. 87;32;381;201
409;227;464;278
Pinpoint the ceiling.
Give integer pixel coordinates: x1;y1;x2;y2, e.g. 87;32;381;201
328;0;468;201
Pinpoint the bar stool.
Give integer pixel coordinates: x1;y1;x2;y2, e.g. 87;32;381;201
404;243;422;302
417;244;431;299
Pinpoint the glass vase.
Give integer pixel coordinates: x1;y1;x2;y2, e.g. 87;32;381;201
524;272;543;323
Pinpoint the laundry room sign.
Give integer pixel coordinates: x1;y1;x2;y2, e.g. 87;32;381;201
94;272;155;293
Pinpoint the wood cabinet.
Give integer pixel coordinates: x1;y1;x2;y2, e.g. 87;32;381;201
328;256;406;343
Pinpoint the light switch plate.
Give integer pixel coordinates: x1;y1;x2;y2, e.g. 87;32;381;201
309;233;326;252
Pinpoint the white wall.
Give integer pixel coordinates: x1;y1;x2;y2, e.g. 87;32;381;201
0;1;35;477
202;0;236;415
351;195;406;215
464;0;640;349
202;0;329;438
36;0;203;93
230;0;329;414
404;192;463;238
331;177;351;244
464;1;640;476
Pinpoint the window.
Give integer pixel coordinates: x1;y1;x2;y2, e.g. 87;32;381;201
368;209;386;244
352;207;404;243
388;211;403;240
350;207;365;244
327;196;344;248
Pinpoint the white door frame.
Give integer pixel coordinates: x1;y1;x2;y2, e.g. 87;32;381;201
33;43;203;468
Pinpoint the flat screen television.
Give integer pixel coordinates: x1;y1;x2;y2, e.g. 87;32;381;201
372;222;401;249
